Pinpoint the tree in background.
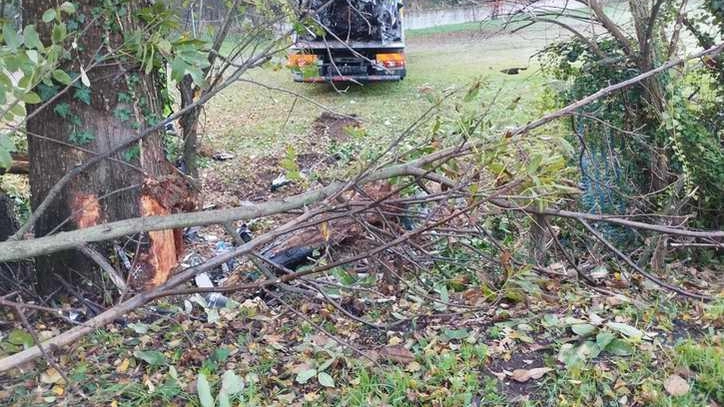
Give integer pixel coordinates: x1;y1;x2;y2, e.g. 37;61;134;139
518;0;722;266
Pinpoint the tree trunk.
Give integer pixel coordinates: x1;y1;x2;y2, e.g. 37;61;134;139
178;75;202;179
23;0;187;294
0;190;18;242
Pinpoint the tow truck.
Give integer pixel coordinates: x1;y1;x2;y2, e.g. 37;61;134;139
288;0;406;83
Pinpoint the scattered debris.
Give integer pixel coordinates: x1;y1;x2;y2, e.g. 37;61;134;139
258;181;407;272
500;67;528;75
212;152;235;161
271;173;293;192
193;272;228;308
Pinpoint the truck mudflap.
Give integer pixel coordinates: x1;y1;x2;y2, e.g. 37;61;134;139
293;72;405;83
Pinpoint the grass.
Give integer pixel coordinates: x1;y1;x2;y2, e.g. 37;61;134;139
203;22;558;160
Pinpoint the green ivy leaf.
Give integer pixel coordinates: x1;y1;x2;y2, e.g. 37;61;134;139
37;83;59;101
571;323;596;337
443;328;470;340
605;339;634;356
8;329;33;347
73;87;91;104
317;372;335;388
595;331;616;350
42;9;57;23
2;24;21;50
133;350;167;366
606;322;643;339
69;129;95;145
52;69;72;85
295;368;316;384
53;102;70;118
196;373;214;407
23;25;44;50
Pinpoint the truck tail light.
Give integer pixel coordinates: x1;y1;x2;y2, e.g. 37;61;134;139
376;53;406;68
288;54;318;67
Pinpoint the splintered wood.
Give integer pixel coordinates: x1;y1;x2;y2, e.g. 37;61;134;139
70;193;102;229
134;175;197;288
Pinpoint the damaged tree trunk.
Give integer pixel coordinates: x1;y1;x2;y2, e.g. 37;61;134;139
23;0;189;294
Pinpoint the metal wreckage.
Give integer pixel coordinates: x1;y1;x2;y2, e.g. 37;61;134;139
289;0;407;82
305;0;403;43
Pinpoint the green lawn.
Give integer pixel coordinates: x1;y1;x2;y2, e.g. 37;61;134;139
202;23;562;159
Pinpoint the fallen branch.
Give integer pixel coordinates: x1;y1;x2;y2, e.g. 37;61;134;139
78;245;128;293
491;200;724;239
2;44;722;372
0;163;445;262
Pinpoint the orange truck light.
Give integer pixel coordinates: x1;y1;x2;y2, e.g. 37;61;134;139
376;53;406;68
287;53;318;67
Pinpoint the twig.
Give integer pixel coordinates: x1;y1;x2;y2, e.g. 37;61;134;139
12;303;71;385
78;245;128;293
578;219;712;301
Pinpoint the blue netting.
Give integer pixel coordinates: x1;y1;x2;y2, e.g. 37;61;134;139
576;116;633;243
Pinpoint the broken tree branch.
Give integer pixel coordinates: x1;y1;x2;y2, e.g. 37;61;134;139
78;245;128;293
0;162;449;262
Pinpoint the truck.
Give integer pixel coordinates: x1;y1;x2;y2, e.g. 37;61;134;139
288;0;406;83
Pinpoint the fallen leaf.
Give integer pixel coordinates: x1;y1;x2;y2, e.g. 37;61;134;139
606;322;644;339
40;368;64;384
379;345;415;364
509;367;553;383
317;372;335;388
116;358;130;373
51;385;64;396
304;392;319;402
134;350;166;366
197;373;213;407
388;336;403;345
664;374;689;397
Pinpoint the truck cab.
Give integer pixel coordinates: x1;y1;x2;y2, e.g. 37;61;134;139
288;0;406;83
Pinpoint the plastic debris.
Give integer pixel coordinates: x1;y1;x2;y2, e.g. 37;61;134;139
271;173;292;192
212;152;235;161
194;272;227;308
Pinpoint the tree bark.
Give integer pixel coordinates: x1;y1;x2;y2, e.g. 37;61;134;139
23;0;183;294
0;189;18;242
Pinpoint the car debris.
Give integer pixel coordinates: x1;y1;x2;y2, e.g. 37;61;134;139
270;173;293;192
